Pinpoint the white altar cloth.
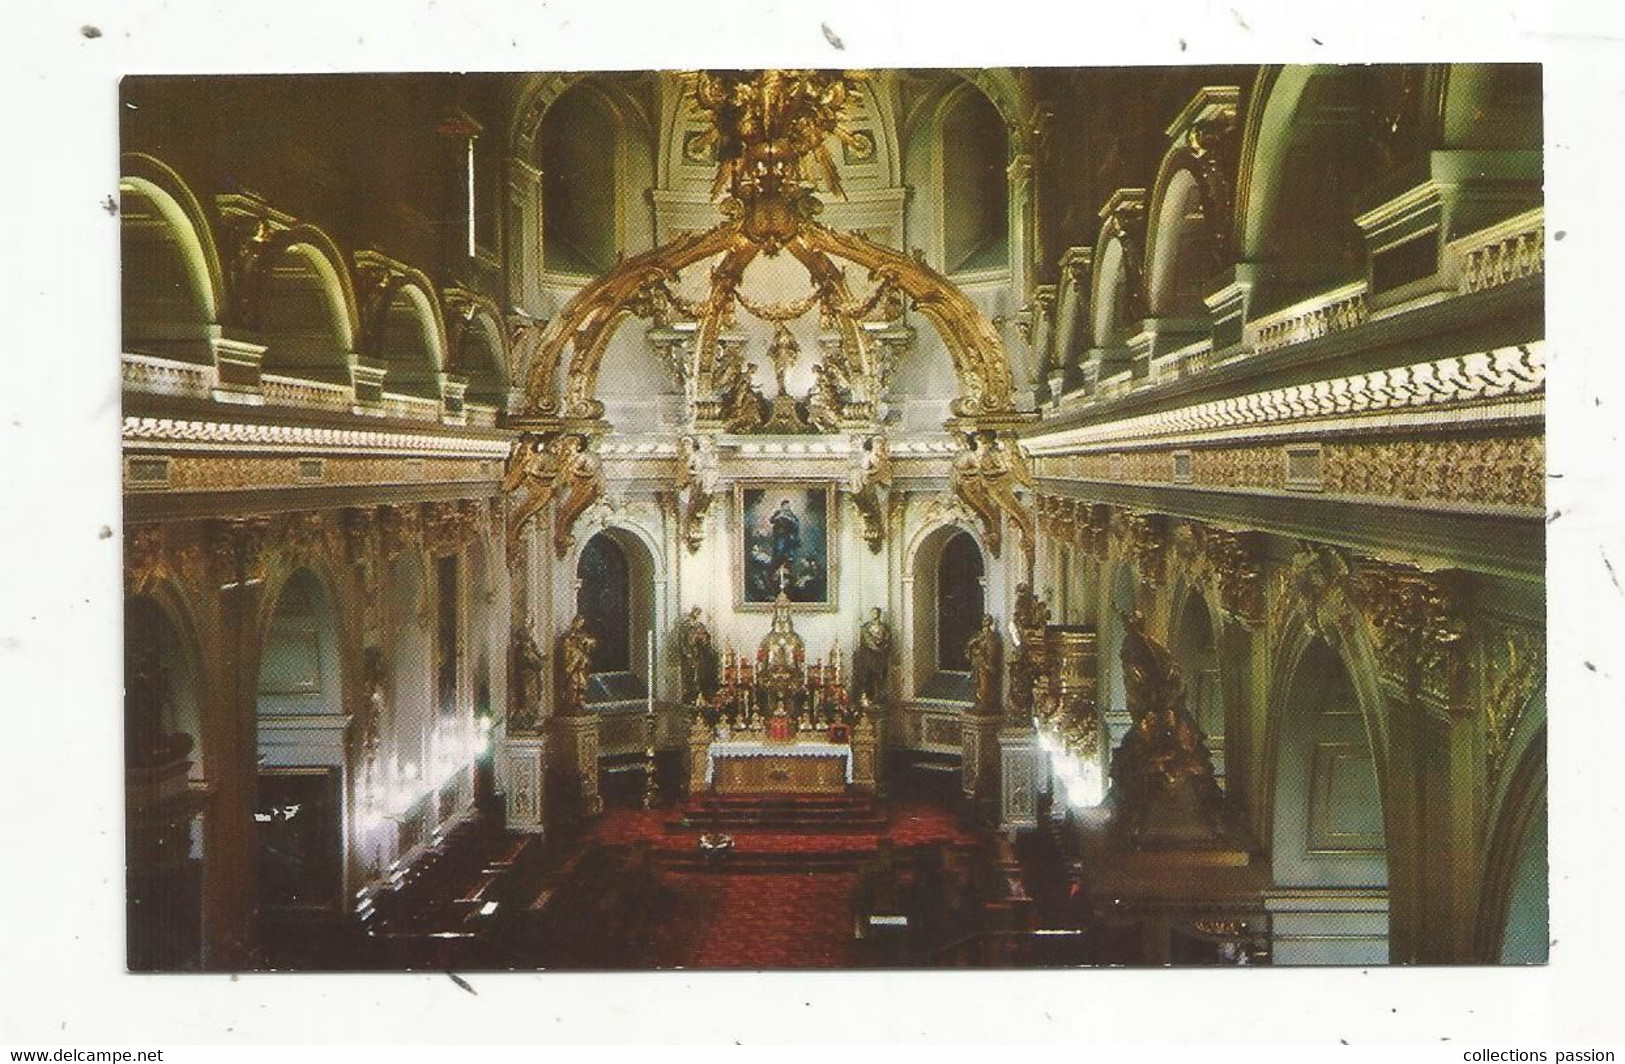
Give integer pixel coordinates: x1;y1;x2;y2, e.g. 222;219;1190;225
705;740;854;784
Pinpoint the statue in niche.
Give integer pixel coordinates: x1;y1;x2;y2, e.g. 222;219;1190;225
556;614;598;716
851;607;894;707
510;624;546;730
1108;610;1226;848
675;606;721;703
965;613;1003;717
766;322;801;397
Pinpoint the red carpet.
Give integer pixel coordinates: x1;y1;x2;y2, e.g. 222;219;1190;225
587;798;980;969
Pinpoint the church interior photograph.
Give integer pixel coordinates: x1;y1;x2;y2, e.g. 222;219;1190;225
118;64;1545;971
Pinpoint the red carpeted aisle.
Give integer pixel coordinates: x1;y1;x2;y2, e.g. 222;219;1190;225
651;871;859;969
587;798;979;969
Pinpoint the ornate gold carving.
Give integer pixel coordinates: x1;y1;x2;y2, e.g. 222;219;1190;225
950;430;1035;567
341;507;377;565
517;71;1018;423
377;504;422;562
204;515;271;586
1322;435;1542;510
1109;611;1226;846
1168;522;1265;629
125;524;172;595
424;499;484;555
1008;583;1051;723
845;434;891;553
1276;543;1358;647
551;435;606;560
1482;620;1543;788
1110;510;1167;589
1348;560;1469;708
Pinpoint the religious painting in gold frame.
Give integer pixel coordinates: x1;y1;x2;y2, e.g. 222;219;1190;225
734;482;838;612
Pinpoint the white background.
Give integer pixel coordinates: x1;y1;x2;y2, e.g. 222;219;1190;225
0;0;1619;1047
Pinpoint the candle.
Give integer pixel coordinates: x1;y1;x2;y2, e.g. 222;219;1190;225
647;630;655;716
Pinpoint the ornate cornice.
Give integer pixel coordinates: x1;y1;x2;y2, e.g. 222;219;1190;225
123;417;512;459
1025;343;1545;455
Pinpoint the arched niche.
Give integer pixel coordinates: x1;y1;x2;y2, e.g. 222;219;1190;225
260;240;357;383
120;164;221;363
1478;700;1548;964
1267;636;1389;963
376;282;445;400
254;567;347;913
909;525;986;697
938;84;1011;277
1090;234;1135;348
576;528;658;701
1168;587;1225;788
1441;63;1542;150
1145;168;1218;320
539;83;622;278
1237;65;1428;313
126;593;206;778
124;591;207;971
1497;788;1548;964
455;310;510;406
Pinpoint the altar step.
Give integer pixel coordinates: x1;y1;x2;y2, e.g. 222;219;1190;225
667;794;886;834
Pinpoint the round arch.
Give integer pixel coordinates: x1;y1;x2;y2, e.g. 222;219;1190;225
372;278;447;400
259;235;359;382
1144;166;1219;321
1167;583;1227;785
1476;689;1548;962
1234;65;1429;312
574;525;660;698
253;565;348;913
1089;224;1138;348
453;306;510;405
905;521;988;692
120;155;224;362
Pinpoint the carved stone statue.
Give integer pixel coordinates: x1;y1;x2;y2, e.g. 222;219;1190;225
950;433;1003;559
675;606;721;703
766;322;801;398
510;624;546;730
552;435;605;560
805;360;843;433
965;613;1002;717
851;607;894;707
557;614;598;716
1107;610;1226;848
847;433;891;552
675;434;719;553
719;357;766;433
1007;582;1051;723
502;433;561;568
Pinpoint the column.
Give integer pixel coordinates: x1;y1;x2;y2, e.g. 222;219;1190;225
997;724;1039;831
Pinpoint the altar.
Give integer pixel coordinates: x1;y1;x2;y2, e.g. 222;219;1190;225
706;739;853;795
683;589;880;795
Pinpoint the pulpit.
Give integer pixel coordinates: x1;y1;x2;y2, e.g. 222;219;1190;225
685;590;878;794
